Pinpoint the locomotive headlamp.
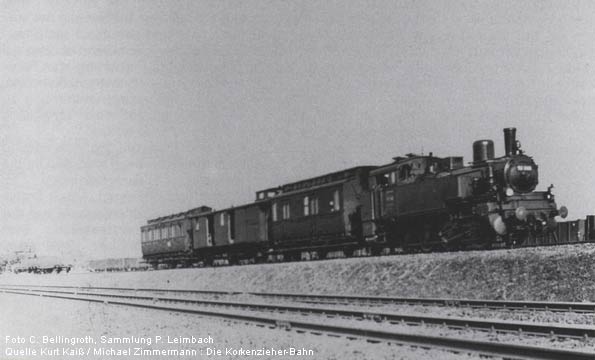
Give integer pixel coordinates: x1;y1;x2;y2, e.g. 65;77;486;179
558;206;568;219
505;187;514;197
515;207;528;221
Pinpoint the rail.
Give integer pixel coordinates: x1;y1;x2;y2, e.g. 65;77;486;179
1;287;593;360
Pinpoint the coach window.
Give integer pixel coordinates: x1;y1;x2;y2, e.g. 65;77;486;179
272;202;278;222
195;221;200;231
282;202;290;219
390;171;396;184
220;213;225;226
310;197;319;215
303;196;310;216
330;190;340;212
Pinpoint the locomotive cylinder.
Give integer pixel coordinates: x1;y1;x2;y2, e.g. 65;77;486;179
504;127;518;156
473;140;495;162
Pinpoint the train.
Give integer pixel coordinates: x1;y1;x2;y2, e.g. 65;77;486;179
87;258;150;272
10;256;72;274
140;128;572;268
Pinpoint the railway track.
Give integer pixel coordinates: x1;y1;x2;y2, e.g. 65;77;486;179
2;283;594;313
1;286;594;360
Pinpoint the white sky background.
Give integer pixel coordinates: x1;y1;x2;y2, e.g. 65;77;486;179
1;1;594;260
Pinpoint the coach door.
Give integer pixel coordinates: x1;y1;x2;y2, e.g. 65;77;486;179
258;205;268;242
206;215;214;246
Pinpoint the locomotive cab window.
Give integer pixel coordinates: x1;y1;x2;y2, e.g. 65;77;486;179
220;213;225;226
429;162;438;174
375;174;389;186
399;164;411;181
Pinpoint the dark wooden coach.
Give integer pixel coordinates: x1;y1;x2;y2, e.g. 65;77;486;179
140;206;212;266
189;202;269;264
265;166;375;259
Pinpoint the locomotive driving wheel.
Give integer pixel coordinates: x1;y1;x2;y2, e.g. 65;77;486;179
403;228;420;253
420;224;435;253
465;218;494;250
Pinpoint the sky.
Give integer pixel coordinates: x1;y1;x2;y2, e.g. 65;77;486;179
1;1;594;260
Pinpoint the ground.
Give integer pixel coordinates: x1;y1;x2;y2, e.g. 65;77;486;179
3;243;594;301
1;243;594;359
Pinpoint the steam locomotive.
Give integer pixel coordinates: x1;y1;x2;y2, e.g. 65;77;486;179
141;128;568;267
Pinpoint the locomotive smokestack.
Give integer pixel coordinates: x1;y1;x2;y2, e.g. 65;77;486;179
503;127;517;156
